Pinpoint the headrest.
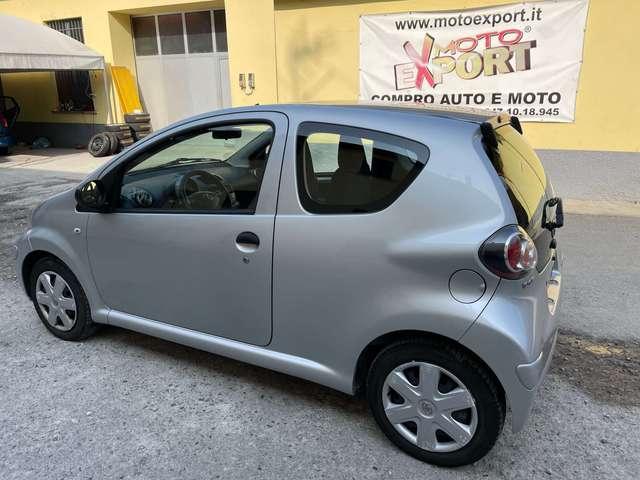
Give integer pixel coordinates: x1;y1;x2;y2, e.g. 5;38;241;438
337;139;367;174
371;147;397;180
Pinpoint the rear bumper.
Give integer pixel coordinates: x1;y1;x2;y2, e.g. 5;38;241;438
516;329;557;389
460;251;562;432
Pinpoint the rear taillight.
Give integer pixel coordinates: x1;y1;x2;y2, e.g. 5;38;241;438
0;116;7;128
479;225;537;279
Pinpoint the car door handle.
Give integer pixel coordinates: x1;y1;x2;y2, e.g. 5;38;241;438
236;231;260;252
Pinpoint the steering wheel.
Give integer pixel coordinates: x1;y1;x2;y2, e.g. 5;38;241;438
175;170;237;210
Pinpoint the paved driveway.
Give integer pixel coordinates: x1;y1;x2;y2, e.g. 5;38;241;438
0;149;638;479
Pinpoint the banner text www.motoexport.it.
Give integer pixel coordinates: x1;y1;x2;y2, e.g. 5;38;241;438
394;6;543;30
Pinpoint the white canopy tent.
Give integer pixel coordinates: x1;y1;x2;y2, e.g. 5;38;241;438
0;13;112;121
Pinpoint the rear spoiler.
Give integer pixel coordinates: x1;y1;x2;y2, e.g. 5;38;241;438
480;113;523;165
480;112;523;148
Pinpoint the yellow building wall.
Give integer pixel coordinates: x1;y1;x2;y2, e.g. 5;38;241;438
273;0;640;152
1;0;638;151
225;0;279;106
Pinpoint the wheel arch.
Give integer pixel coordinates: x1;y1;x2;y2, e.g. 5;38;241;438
353;330;505;407
21;250;65;297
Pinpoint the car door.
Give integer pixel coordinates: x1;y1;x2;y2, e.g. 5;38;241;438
86;111;287;346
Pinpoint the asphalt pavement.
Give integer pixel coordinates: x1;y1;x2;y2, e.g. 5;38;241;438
0;148;638;479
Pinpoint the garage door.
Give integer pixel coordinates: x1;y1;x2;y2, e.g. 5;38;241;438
132;10;231;129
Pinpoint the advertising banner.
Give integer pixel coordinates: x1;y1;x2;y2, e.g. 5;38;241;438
359;0;589;121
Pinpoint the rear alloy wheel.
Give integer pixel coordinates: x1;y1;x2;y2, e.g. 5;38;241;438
367;340;504;466
382;362;477;452
29;257;98;341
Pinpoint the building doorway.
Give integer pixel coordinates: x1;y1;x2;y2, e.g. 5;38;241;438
132;10;231;129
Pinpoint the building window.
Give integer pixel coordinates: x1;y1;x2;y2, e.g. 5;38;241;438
213;10;228;52
132;10;227;57
185;11;213;53
132;16;158;56
158;14;185;55
46;17;85;42
46;18;95;112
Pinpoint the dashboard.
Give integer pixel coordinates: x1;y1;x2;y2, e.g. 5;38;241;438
120;162;260;210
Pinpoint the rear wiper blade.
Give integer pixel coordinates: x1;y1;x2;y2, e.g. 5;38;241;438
542;197;564;230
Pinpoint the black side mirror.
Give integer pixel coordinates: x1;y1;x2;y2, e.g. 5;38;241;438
76;180;107;211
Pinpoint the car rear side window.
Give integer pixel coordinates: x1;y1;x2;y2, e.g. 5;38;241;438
297;122;428;214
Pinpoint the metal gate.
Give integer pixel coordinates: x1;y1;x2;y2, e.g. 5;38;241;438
132;10;231;129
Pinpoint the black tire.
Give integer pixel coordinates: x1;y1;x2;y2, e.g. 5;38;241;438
88;133;111;157
104;123;130;133
132;132;150;142
105;132;120;154
128;122;152;133
366;339;505;467
29;257;98;341
115;130;133;141
0;146;8;156
124;113;150;123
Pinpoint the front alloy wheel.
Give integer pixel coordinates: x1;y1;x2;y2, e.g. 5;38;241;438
29;257;98;341
35;271;77;331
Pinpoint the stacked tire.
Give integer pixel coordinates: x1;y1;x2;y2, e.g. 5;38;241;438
87;114;152;158
106;123;135;150
125;113;152;142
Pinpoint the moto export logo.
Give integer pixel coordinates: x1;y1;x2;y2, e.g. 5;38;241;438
395;28;537;90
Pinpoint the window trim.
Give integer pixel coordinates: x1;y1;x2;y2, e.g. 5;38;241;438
295;122;429;215
103;119;276;215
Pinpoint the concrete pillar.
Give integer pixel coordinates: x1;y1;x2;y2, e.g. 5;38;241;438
225;0;278;106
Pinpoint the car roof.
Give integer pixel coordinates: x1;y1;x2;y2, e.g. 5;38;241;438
247;102;496;124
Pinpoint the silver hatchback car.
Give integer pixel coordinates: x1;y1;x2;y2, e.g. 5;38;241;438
16;104;562;466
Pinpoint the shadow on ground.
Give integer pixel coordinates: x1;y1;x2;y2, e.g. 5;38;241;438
552;330;640;407
95;325;369;417
92;324;640;412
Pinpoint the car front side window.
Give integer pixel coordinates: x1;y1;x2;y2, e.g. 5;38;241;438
118;123;273;212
